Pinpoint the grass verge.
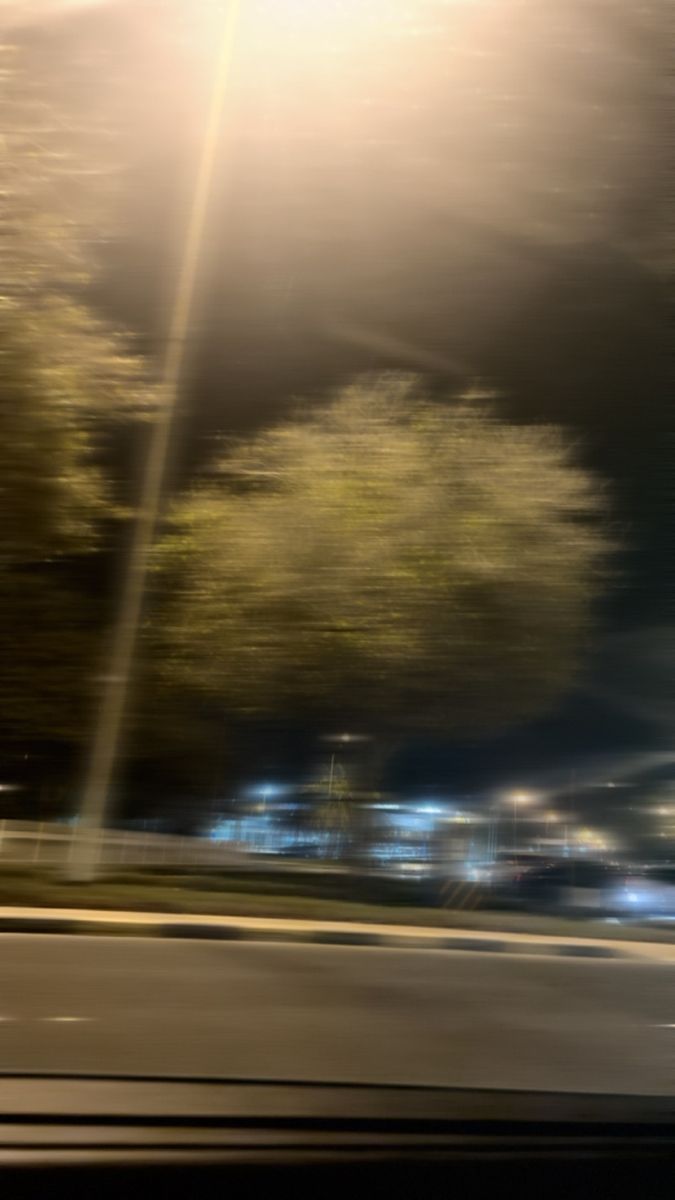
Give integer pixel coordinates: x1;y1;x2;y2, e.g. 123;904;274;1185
0;867;673;944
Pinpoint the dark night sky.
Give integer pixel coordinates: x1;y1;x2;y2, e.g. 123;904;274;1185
21;0;673;798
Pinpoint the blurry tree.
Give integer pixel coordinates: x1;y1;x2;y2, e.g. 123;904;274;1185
0;20;159;750
0;298;151;566
0;29;121;294
0;10;157;575
152;374;611;744
0;298;156;745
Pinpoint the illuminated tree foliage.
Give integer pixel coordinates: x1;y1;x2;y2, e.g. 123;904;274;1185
153;375;611;739
0;298;157;741
0;28;123;293
0;14;158;568
0;298;153;564
0;25;158;743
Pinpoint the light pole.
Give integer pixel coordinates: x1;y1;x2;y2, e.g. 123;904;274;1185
69;0;242;881
508;791;533;854
543;809;560;851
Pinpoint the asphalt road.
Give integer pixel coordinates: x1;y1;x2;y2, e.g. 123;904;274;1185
0;935;673;1095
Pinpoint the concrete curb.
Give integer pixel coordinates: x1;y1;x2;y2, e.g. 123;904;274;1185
1;906;674;962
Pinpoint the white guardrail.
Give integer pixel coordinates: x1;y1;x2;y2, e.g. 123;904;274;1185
0;819;245;869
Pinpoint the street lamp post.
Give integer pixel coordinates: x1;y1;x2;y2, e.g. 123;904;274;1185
68;0;242;881
508;791;533;854
543;809;560;851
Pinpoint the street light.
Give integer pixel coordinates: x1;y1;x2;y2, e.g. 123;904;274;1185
543;808;559;843
507;791;534;853
319;733;372;799
69;0;243;881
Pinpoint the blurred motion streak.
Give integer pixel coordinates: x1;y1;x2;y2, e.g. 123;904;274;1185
68;0;242;880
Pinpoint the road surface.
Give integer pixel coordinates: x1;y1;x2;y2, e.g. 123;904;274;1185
0;935;673;1095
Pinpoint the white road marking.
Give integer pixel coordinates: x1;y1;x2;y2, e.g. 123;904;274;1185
0;1015;95;1023
42;1016;92;1023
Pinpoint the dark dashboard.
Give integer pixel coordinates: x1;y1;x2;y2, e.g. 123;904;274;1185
2;1076;673;1198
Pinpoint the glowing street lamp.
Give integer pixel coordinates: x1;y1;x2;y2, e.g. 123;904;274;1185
543;808;560;840
506;790;534;852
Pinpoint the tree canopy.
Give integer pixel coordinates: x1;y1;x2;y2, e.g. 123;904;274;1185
0;296;158;744
0;297;155;565
0;24;159;748
152;375;611;740
0;17;158;574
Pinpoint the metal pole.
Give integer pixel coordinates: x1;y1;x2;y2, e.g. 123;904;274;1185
68;1;242;881
569;769;577;883
33;820;43;864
